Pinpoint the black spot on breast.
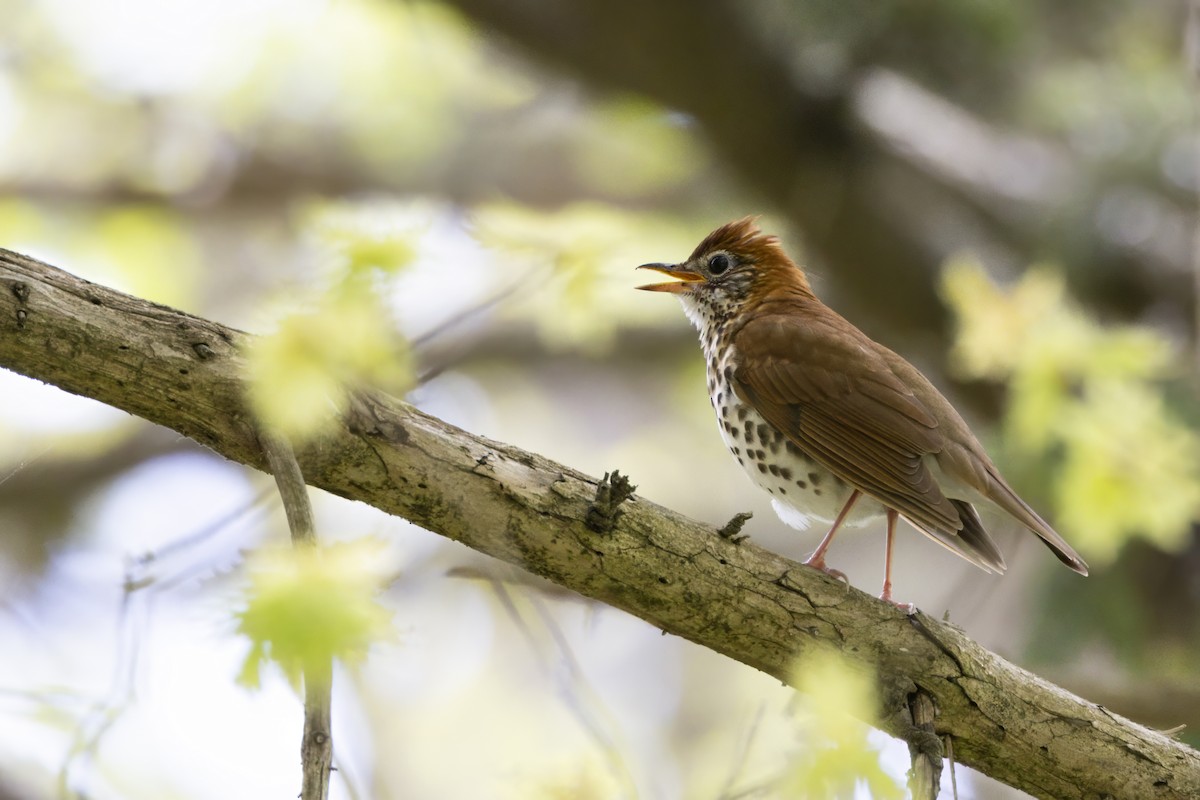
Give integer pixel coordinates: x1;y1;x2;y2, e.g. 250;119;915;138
756;450;766;460
779;467;792;480
756;463;767;474
737;407;748;422
731;446;740;455
808;472;821;485
723;365;734;382
779;487;787;495
795;480;807;489
785;441;804;458
744;423;754;443
814;489;822;496
721;405;729;418
730;428;739;440
768;464;780;477
756;423;770;443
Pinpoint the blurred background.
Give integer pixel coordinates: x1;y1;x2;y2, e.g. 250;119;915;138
0;0;1198;797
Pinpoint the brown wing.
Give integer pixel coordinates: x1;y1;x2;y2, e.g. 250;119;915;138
733;311;966;541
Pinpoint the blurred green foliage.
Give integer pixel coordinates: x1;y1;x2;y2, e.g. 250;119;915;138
942;258;1200;564
780;648;903;799
571;98;705;197
237;539;394;687
244;201;417;441
473;203;697;352
0;199;200;305
0;0;1195;794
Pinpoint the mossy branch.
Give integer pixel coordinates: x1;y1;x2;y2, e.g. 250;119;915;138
1;248;1196;800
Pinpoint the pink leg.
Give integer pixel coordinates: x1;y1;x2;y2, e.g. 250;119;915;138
880;509;914;612
880;508;898;602
804;489;860;583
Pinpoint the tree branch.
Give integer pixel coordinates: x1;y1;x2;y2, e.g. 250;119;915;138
1;247;1196;799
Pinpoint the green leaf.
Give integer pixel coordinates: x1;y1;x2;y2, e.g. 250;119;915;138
472;203;699;352
781;648;904;799
243;208;418;441
236;540;395;688
941;257;1200;563
1055;382;1200;564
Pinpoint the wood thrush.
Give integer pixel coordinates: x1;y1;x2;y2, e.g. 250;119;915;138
637;218;1088;603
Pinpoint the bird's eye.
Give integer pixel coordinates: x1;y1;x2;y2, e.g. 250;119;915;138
709;254;731;275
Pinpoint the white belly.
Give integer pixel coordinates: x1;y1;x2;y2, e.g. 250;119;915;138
687;299;883;533
708;374;883;530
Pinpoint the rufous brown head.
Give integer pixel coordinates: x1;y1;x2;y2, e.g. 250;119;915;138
637;218;811;325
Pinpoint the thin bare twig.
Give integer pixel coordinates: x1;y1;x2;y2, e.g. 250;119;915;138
260;432;332;800
56;579;146;799
54;492;269;798
484;569;639;798
714;704;767;800
413;267;542;386
945;735;958;799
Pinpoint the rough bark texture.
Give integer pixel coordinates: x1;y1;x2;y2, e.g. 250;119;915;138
1;247;1197;799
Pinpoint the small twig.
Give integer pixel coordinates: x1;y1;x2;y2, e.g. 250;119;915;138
485;570;639;797
57;577;146;798
413;267;542;386
906;690;943;800
714;703;766;799
945;734;958;799
585;470;636;533
58;492;271;797
717;511;754;544
260;431;332;800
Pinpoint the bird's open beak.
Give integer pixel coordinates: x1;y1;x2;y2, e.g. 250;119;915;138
636;263;703;293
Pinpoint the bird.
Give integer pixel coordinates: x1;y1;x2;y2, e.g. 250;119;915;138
636;217;1088;604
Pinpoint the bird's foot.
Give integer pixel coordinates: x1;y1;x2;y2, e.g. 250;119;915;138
884;599;917;615
803;556;849;587
879;584;917;615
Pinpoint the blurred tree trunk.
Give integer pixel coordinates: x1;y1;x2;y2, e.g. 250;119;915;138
443;0;1196;340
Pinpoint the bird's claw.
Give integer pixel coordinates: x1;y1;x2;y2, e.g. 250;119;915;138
883;598;918;615
803;558;849;587
879;585;917;614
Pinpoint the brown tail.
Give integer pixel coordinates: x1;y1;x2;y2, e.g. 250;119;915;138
900;499;1007;574
984;467;1089;576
